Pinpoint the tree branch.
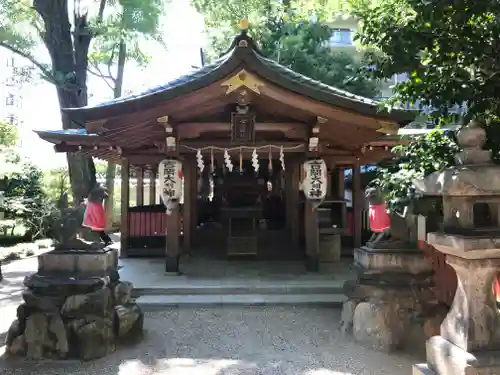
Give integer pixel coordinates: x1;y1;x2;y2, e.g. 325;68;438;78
0;40;55;84
97;0;107;24
88;62;115;90
107;48;116;80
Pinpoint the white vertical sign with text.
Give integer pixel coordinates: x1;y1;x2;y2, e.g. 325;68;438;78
158;159;183;207
303;159;328;206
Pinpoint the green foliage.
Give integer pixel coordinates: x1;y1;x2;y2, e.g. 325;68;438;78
0;120;18;147
373;131;459;211
193;0;380;97
351;0;500;123
260;20;379;97
88;0;165;90
3;158;55;239
43;167;71;204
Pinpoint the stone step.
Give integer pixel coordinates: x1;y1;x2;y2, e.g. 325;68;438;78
133;283;344;296
136;293;346;310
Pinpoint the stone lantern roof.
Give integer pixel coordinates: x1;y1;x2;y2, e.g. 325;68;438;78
413;120;500;197
414;120;500;235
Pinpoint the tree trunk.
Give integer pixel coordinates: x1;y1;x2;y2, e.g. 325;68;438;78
34;0;96;204
105;40;127;228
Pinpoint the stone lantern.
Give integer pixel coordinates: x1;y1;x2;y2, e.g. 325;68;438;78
413;120;500;375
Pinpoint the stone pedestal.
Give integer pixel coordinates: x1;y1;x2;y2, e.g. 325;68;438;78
38;248;118;277
4;248;144;360
341;246;436;352
413;234;500;375
319;234;341;263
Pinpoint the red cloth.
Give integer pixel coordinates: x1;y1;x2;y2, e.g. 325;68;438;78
369;203;391;233
493;277;500;303
82;201;106;231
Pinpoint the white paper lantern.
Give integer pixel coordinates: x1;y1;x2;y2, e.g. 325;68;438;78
158;159;183;206
302;159;327;203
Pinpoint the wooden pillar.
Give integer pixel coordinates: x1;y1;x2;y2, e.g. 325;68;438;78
326;169;332;197
165;202;181;274
120;159;130;258
337;167;346;229
149;167;156;205
136;166;144;206
286;159;300;248
183;157;195;251
352;163;362;248
304;199;319;272
190;161;198;241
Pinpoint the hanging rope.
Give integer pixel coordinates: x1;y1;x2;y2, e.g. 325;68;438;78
180;144;303;152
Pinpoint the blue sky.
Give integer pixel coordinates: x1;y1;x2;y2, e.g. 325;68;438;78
2;0;205;170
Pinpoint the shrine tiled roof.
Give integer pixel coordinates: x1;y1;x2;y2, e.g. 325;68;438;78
60;30;415;125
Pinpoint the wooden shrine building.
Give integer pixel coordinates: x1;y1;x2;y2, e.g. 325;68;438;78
35;29;415;273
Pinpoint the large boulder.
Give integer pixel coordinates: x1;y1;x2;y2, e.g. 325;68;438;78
114;304;144;342
69;316;115;360
352;301;406;352
61;287;112;318
113;281;133;305
24;313;49;359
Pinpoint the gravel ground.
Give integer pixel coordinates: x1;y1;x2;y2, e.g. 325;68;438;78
0;306;420;375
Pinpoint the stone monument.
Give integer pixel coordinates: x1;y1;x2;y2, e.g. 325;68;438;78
413;120;500;375
4;196;144;360
340;189;436;352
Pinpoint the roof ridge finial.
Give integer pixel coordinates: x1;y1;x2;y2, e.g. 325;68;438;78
454;119;491;165
238;19;249;31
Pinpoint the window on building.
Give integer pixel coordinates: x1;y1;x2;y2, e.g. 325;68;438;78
6;57;15;68
329;29;354;46
5;94;15;106
7;115;16;125
392;73;409;84
4;77;16;87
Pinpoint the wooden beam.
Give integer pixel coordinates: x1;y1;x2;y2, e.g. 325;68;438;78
178;140;306;152
149;167;157;205
304;199;319;272
352;163;362;248
136;167;144;206
165;203;181;274
259;82;396;131
337;167;347;229
78;76;232;126
287;158;300;249
120;159;130;258
176;122;308;139
182;156;195;251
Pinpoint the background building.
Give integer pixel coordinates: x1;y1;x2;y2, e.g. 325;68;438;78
0;52;34;147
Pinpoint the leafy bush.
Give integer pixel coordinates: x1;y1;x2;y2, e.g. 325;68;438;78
373;130;459;212
3;157;58;240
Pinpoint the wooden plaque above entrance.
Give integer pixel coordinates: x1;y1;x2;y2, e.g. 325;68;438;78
231;105;255;144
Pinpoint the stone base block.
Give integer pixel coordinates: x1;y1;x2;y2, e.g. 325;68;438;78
38;248;118;278
352;300;406;352
423;335;500;375
355;246;433;274
413;336;500;375
319;234;341;263
412;364;437;375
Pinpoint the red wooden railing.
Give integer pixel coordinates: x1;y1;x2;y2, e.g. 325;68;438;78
128;211;166;237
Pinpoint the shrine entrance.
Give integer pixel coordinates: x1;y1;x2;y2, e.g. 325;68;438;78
193;157;297;260
34;28;414;275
